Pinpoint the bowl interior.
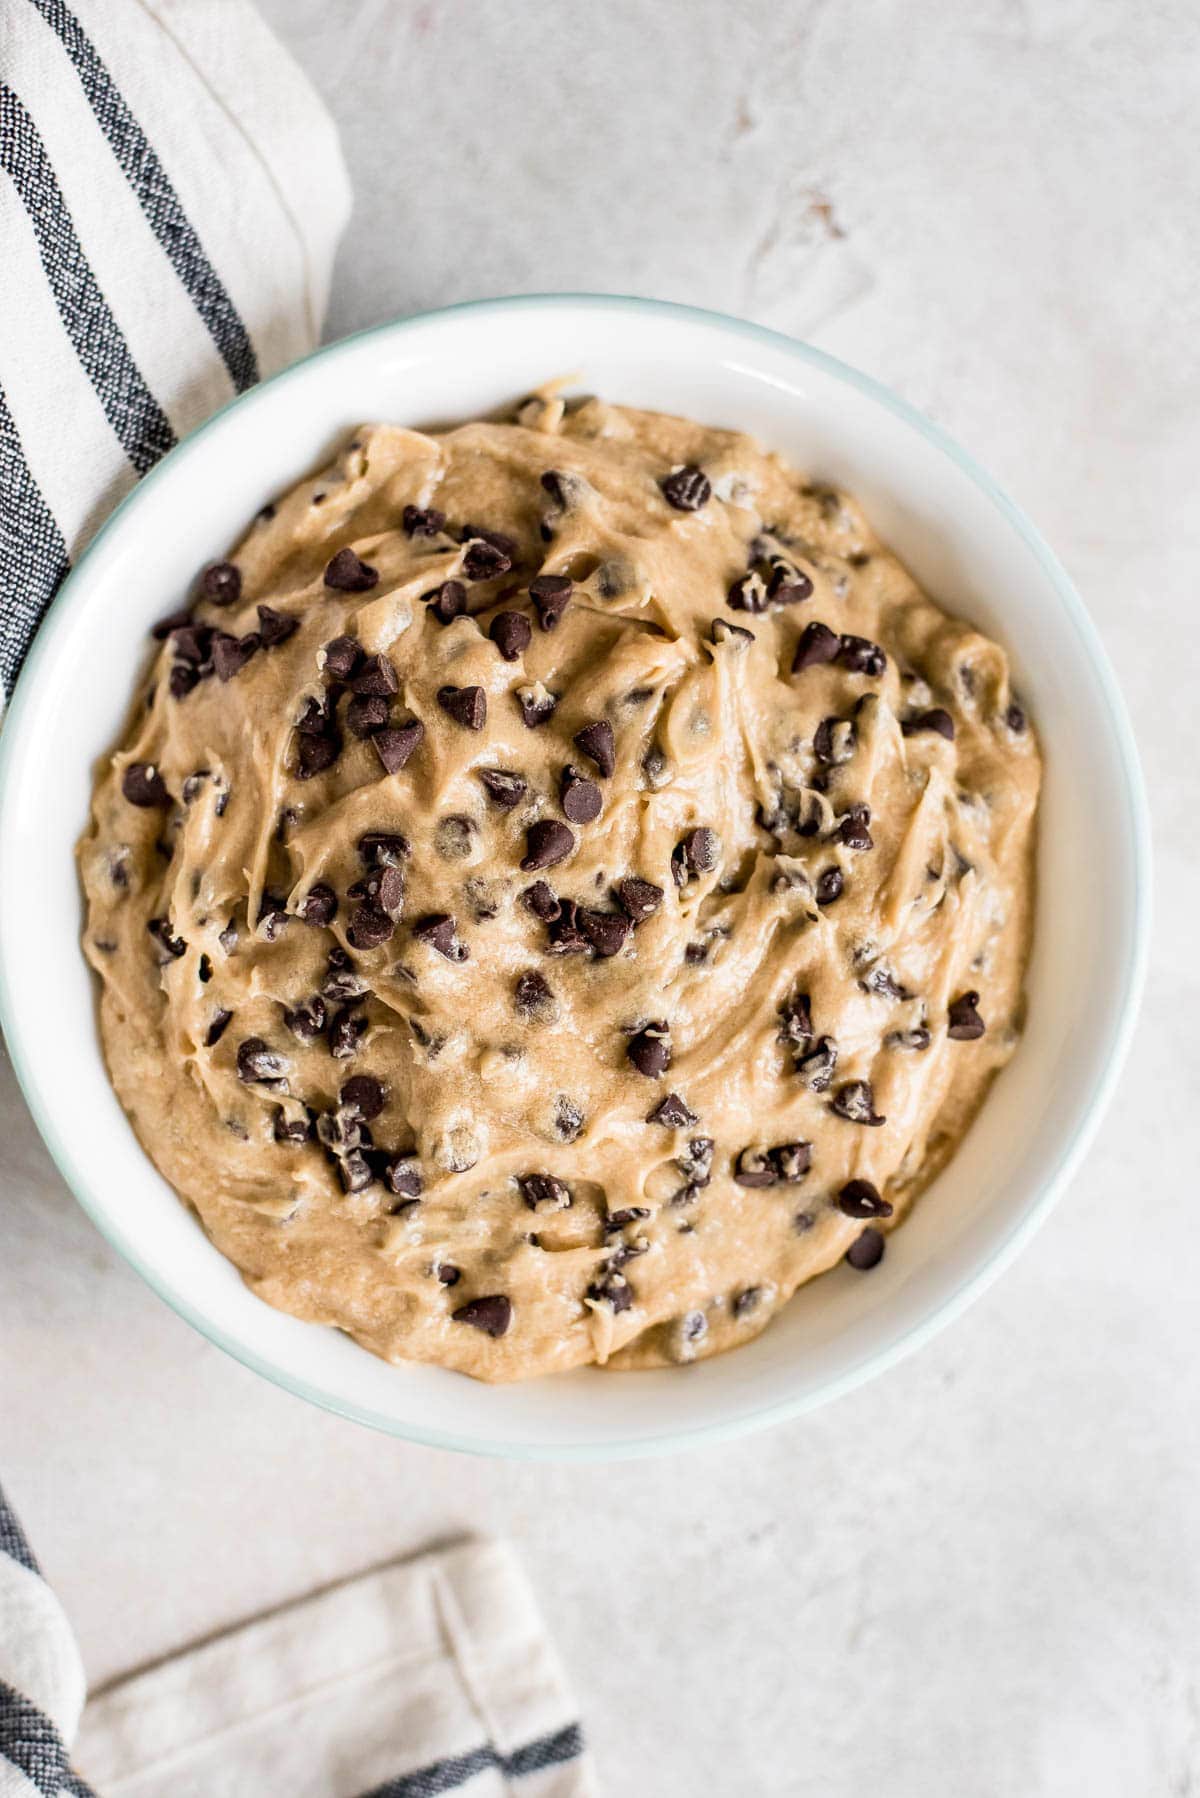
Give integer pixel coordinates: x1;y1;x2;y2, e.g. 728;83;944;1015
0;297;1147;1457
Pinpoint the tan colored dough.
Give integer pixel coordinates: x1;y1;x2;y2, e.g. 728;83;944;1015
80;392;1040;1381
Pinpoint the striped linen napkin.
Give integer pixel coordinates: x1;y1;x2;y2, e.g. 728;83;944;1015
0;2;594;1792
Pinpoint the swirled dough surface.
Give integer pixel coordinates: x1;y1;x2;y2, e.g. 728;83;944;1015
81;391;1040;1381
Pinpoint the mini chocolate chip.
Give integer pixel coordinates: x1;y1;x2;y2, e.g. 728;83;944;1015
529;573;572;629
338;1149;376;1193
200;562;241;605
903;707;955;741
423;579;468;625
711;617;756;646
296;694;335;735
350;654;398;697
1005;701;1027;733
628;1023;670;1078
461;536;514;581
886;1026;932;1051
340;1074;386;1120
838;634;887;677
413;913;468;961
384;1154;423;1198
522;881;561;921
478;767;527;809
734;1150;777;1188
374;720;424;774
860;970;907;1007
727;571;768;613
672;827;719;886
816;867;844;905
489;610;532;660
606;1207;651;1233
836;805;873;851
540;469;570;506
437;685;487;730
642;746;670;789
328;1008;367;1058
573;719;616;777
379;866;407;917
153;604;194;640
452;1294;512;1336
846;1227;886;1269
768;563;814;605
770;1141;812;1182
814;716;857;766
521;819;575;871
648;1092;697;1128
322;635;362;681
679;1136;714;1185
218;921;238;954
515;683;558;729
403;505;446;536
587;1274;633;1314
779;991;814;1047
257;605;298;647
169;663;199;699
661;464;711;510
518;1173;571;1213
236;1037;288;1084
171;622;214;665
947;991;986;1040
122;762;169;807
274;1109;312;1145
324;548;379;592
515;969;555;1016
561;766;602;824
617;877;663;922
837;1179;894;1219
297;731;342;780
792;622;842;672
546;900;590;955
347;903;395;950
554;1096;585;1141
147;917;185;958
204;1008;233;1047
733;1286;764;1319
347;693;390;737
284;996;326;1041
322;955;371;1004
358;833;411;868
437;1263;461;1285
795;1035;838;1091
350;865;405;917
831;1080;886;1126
579;909;631;958
257;893;289;941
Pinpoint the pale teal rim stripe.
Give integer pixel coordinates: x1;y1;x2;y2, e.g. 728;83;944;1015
0;294;1153;1460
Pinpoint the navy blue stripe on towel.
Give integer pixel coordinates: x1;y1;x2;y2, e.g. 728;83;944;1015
27;0;259;393
0;383;71;694
357;1721;586;1797
0;1681;97;1798
0;84;176;476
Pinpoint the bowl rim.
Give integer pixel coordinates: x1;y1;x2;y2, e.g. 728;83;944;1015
0;292;1152;1459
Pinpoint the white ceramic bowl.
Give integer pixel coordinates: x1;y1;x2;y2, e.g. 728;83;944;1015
0;296;1150;1459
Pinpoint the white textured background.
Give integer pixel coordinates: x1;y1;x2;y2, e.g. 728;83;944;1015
4;2;1199;1793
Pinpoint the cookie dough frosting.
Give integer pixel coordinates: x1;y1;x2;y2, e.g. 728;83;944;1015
81;391;1040;1381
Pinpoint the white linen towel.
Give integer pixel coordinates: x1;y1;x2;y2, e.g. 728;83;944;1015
0;0;349;692
73;1538;592;1798
1;3;594;1792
